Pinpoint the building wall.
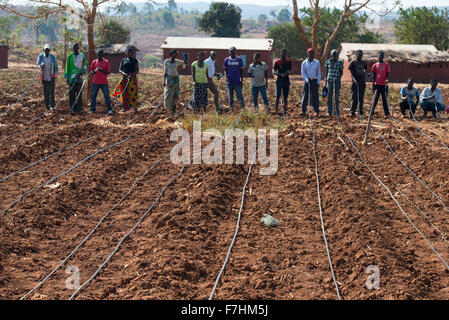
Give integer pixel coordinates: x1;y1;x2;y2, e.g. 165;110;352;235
0;46;8;69
342;60;449;84
104;54;125;73
163;48;273;77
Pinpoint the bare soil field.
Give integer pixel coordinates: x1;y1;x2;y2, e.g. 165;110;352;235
1;66;449;300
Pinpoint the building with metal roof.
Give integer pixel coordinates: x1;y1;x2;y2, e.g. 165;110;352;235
160;37;274;76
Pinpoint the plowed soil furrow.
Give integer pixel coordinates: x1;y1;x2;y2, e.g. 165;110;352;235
210;124;337;299
72;164;249;300
0;125;176;299
341;120;449;299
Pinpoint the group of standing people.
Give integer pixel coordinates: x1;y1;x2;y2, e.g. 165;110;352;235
36;42;447;119
163;47;294;117
37;43;139;114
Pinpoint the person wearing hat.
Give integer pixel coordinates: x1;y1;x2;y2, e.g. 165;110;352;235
64;43;86;113
323;49;343;117
89;50;112;115
37;44;58;111
113;46;139;112
163;49;186;114
301;48;321;117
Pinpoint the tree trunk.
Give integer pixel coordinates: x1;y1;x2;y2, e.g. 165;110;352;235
291;0;311;49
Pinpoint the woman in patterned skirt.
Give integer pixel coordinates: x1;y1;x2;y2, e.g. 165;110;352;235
190;51;210;113
163;50;186;114
113;46;139;112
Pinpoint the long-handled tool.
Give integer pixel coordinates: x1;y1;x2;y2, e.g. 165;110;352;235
70;71;93;113
362;87;378;145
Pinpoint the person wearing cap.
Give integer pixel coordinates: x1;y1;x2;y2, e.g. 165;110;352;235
89;50;112;114
204;51;221;112
64;43;86;113
301;48;321;117
113;46;139;112
273;48;292;116
323;49;343;117
37;44;58;111
163;49;185;114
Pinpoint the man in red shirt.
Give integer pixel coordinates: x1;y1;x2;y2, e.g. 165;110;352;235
89;50;112;114
369;51;390;118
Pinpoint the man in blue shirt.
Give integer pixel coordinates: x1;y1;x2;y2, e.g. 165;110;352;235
301;48;321;117
37;44;58;111
399;78;419;118
420;78;445;118
224;47;245;111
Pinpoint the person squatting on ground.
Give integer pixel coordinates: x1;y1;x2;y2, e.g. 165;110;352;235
224;47;245;111
37;44;58;111
324;49;343;117
301;48;321;117
191;51;210;113
248;52;269;113
65;43;86;113
164;50;186;114
370;51;391;118
348;49;367;117
273;48;291;116
420;78;445;118
399;78;419;118
204;51;221;112
89;50;112;114
114;46;139;112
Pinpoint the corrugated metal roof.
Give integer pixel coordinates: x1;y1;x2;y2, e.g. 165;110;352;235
340;43;449;63
340;43;438;57
161;37;274;51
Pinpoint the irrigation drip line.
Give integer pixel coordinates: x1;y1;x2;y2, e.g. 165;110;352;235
69;161;187;300
209;152;256;300
336;116;449;272
2;126;143;215
408;100;449;153
368;126;449;214
20;109;185;299
20;153;171;300
0;68;41;117
396;189;449;247
0;128;114;183
306;84;341;300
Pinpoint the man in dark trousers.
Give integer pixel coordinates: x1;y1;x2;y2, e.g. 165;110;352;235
89;50;112;114
301;48;321;117
64;43;86;113
348;49;367;117
399;78;419;118
273;48;292;116
370;51;390;119
37;44;58;112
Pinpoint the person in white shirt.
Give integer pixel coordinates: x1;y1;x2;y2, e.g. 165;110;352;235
419;78;445;118
163;50;186;113
301;48;321;117
204;51;220;112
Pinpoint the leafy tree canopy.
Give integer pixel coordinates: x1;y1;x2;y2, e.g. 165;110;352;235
394;6;449;51
198;2;242;38
267;7;383;59
96;19;131;45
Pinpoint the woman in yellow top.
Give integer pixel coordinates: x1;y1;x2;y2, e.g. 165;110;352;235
190;51;210;113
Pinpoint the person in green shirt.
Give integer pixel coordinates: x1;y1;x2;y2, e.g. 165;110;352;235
190;51;210;113
64;43;86;113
